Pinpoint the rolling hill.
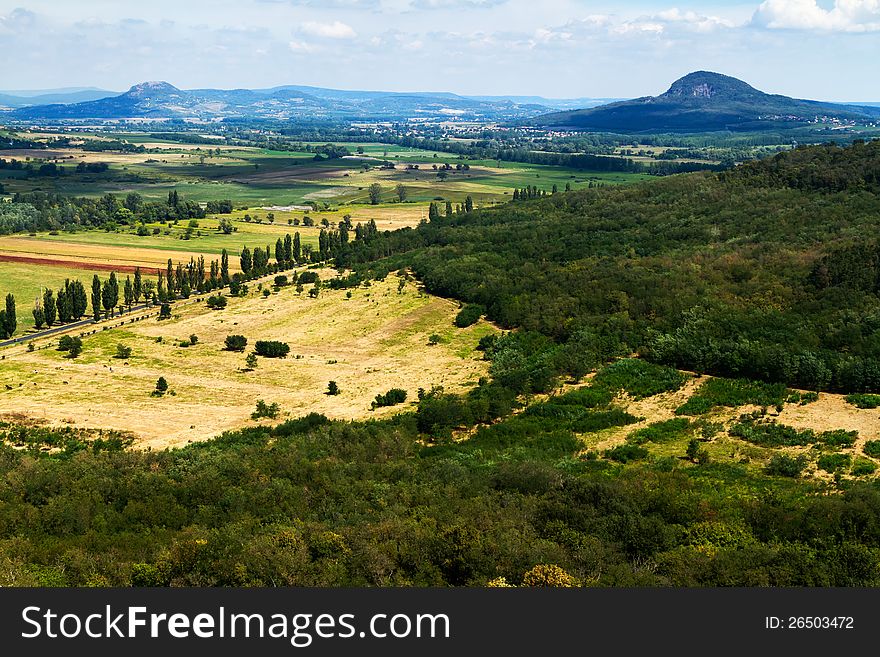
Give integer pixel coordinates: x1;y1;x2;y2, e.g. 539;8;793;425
5;81;609;123
533;71;880;133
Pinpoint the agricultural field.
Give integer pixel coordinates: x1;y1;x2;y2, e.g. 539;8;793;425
0;275;497;449
1;131;647;208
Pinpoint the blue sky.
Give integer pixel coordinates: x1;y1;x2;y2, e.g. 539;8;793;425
0;1;878;100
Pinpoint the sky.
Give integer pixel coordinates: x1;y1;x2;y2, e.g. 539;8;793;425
0;0;878;100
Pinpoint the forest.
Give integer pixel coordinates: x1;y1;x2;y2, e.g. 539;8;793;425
340;140;880;393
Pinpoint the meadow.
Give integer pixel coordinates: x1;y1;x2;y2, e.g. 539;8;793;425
0;275;496;448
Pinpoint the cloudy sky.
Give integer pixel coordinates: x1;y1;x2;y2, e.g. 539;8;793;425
0;0;878;100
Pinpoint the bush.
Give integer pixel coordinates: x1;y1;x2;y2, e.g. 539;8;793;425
604;443;649;463
153;377;168;396
765;454;808;477
676;378;789;415
251;400;280;420
729;418;815;447
274;275;289;287
628;418;691;445
158;303;172;319
327;381;340;396
189;334;198;346
224;335;248;352
428;334;441;345
58;335;83;358
592;359;687;400
521;564;574;588
817;453;851;473
852;458;877;476
206;295;227;310
373;388;407;408
863;440;880;458
254;341;290;358
298;271;319;285
454;304;484;328
114;344;132;359
845;394;880;409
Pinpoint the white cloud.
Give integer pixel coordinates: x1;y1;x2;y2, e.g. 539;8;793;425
752;0;880;32
300;20;357;39
288;39;316;52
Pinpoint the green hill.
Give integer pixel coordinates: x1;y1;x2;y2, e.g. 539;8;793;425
533;71;880;133
342;139;880;393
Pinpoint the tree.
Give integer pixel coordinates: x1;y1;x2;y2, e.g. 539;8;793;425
133;267;143;303
283;233;293;262
102;272;119;318
327;381;340;396
91;275;102;321
66;279;87;320
240;246;252;276
445;200;453;219
220;249;230;285
57;287;72;323
43;289;56;326
115;344;132;359
275;238;284;264
464;195;474;213
368;183;382;205
3;293;15;339
395;184;407;202
293;233;302;261
245;352;258;370
32;302;45;330
124;276;134;310
154;377;168;396
428;203;440;222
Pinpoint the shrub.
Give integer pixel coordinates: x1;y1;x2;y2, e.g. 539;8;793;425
189;334;198;346
628;418;691;445
817;453;851;473
254;341;289;358
245;352;258;370
554;387;613;408
428;334;441;345
298;271;319;285
852;458;877;476
454;304;484;328
521;564;574;588
845;393;880;409
206;295;227;310
765;454;808;477
729;418;815;447
604;443;649;463
592;359;687;400
327;381;340;396
114;344;132;359
676;378;789;415
252;400;280;420
225;335;248;352
274;275;289;287
373;388;407;408
58;335;83;358
863;440;880;458
158;303;172;319
819;429;858;448
153;377;168;396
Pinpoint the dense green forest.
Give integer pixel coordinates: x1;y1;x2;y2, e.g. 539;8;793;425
340;140;880;393
4;366;880;587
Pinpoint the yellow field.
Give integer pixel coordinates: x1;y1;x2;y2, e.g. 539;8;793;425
0;274;497;449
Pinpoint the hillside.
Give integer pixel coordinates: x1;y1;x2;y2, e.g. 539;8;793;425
341;139;880;393
533;71;880;133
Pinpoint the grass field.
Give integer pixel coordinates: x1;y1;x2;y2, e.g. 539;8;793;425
0;275;497;448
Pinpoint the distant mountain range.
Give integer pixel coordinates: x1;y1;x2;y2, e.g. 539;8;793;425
531;71;880;133
2;82;619;122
